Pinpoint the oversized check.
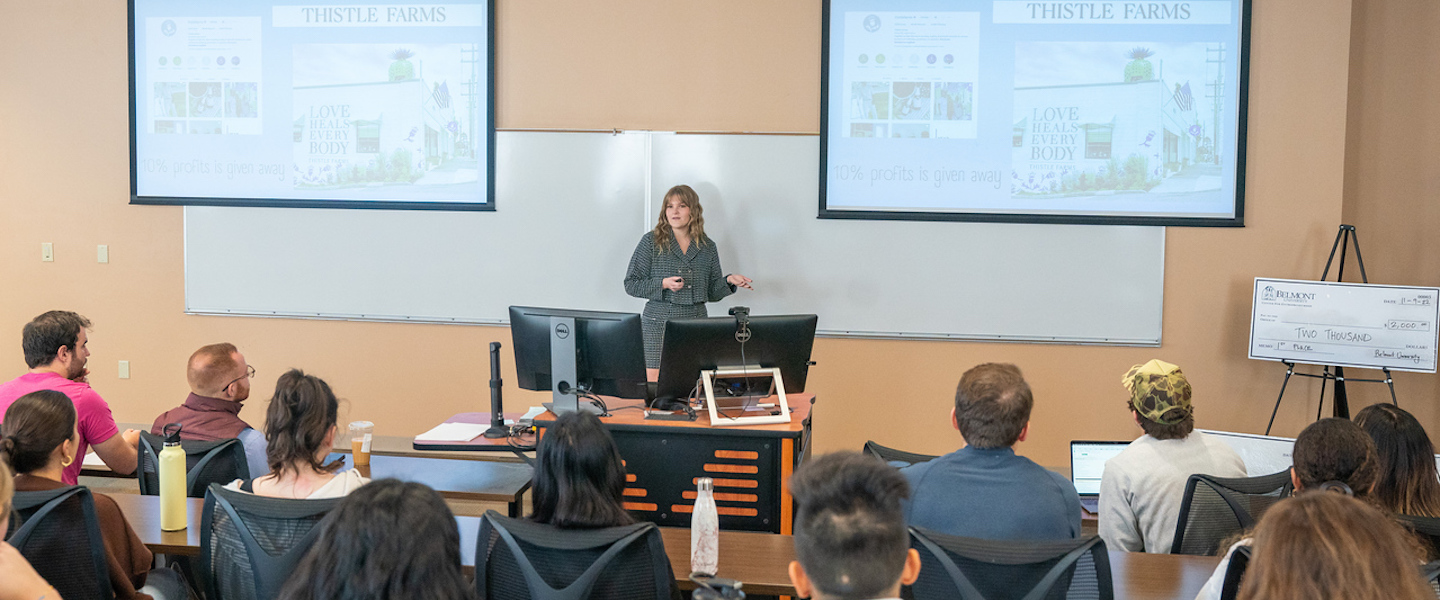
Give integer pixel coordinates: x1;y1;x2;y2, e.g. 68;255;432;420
1249;278;1440;373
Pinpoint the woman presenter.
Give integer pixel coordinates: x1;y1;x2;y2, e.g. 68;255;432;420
624;184;752;369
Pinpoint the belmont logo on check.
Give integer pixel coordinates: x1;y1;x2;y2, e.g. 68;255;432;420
1261;285;1317;303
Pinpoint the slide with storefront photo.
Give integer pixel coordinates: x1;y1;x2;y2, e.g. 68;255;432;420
130;1;494;210
822;0;1250;226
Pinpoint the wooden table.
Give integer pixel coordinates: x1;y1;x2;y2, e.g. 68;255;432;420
411;412;537;453
117;494;1217;599
325;453;531;516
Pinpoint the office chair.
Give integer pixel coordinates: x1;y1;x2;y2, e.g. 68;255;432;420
474;510;677;600
1397;514;1440;561
907;526;1113;600
6;486;114;600
1218;544;1252;600
863;440;940;469
139;431;251;497
1171;470;1293;555
199;483;341;600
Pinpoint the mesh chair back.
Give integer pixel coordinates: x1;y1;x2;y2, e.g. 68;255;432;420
1218;544;1251;600
1397;514;1440;562
140;431;251;498
199;483;341;600
864;440;940;468
907;526;1113;600
1171;471;1293;555
5;486;114;600
475;510;675;600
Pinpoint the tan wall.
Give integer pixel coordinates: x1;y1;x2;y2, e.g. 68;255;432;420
0;0;1369;470
1339;0;1440;433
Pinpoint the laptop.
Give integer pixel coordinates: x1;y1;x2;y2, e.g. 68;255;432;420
1070;441;1129;514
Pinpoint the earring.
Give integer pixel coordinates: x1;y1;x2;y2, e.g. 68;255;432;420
61;453;74;467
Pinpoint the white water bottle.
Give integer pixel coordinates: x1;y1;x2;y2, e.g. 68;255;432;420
691;477;719;576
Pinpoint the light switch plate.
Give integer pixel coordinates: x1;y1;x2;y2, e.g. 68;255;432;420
98;245;109;263
41;243;53;262
118;360;130;379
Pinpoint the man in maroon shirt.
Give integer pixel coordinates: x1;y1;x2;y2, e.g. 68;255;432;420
150;343;268;478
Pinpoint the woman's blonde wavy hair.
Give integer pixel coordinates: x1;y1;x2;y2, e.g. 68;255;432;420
652;184;707;253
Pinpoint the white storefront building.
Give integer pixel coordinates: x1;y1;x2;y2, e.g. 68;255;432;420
1011;79;1197;196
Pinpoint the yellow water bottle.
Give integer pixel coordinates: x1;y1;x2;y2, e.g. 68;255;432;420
159;423;187;531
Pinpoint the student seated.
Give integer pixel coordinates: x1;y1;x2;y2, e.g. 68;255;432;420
530;411;635;528
0;459;56;600
0;310;139;484
1194;417;1383;599
1238;492;1431;600
1354;403;1440;518
274;479;473;600
1;390;189;600
226;369;366;499
151;343;268;479
901;363;1081;540
1099;359;1247;553
789;452;921;600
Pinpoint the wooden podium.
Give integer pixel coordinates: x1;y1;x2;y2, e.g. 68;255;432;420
535;394;813;534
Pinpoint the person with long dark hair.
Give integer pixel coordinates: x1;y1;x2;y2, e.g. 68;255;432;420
0;390;188;600
1354;403;1440;517
226;369;366;498
624;184;753;369
274;479;472;600
1193;418;1385;599
529;411;634;528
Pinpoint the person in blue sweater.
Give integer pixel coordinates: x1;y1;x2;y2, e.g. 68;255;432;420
901;362;1082;540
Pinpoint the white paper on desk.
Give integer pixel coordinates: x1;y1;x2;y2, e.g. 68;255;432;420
414;422;509;443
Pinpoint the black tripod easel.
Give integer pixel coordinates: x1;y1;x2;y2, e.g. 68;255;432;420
1263;225;1398;435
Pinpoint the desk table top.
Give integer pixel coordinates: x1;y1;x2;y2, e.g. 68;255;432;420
116;494;1215;600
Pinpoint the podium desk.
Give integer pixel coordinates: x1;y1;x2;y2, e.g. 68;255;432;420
534;394;814;534
117;494;1219;600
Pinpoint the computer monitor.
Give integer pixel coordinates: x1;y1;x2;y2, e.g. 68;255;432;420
509;306;648;414
655;314;818;401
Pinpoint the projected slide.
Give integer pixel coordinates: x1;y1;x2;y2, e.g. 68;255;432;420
822;1;1249;225
131;2;494;210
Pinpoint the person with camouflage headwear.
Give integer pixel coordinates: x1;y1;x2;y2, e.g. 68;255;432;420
1097;359;1246;553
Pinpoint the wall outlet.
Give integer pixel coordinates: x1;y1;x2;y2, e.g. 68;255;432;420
118;360;130;379
41;243;53;262
97;245;109;263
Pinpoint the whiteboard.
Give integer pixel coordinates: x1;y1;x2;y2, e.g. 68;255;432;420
1249;278;1440;372
186;131;1165;344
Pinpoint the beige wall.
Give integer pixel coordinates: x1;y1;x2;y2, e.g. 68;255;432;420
0;0;1392;470
1338;0;1440;432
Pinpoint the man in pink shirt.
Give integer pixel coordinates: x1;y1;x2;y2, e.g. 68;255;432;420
0;311;139;484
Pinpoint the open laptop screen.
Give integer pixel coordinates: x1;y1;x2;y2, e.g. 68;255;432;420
1070;441;1129;496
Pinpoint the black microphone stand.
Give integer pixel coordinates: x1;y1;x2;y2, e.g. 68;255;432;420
484;342;508;439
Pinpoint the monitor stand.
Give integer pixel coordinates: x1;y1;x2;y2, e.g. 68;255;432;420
542;316;603;416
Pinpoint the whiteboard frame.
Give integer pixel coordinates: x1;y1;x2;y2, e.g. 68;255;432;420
184;131;1165;346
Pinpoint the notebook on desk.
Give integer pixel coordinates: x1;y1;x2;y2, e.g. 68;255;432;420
1070;440;1129;514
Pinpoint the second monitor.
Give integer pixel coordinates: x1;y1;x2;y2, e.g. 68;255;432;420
655;313;819;402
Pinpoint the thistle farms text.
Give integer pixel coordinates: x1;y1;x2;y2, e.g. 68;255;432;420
1024;2;1194;20
297;6;449;24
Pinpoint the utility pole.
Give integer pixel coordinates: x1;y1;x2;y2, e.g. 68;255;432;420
1205;44;1225;164
460;44;481;157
